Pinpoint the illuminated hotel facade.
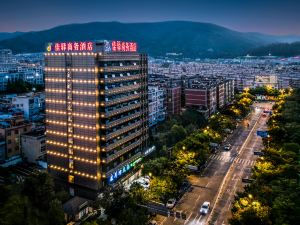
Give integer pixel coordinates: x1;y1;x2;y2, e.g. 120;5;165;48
44;40;148;196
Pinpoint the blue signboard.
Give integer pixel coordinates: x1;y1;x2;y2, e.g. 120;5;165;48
108;157;142;184
257;130;269;138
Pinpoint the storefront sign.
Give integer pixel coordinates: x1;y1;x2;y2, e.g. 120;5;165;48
108;157;142;183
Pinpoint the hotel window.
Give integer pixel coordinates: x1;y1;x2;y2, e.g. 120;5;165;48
68;137;73;145
68;175;74;184
69;159;74;169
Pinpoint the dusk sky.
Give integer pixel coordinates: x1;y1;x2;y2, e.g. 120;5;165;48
1;0;300;35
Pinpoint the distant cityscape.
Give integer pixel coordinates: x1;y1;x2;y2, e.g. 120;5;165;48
0;40;299;224
1;46;299;172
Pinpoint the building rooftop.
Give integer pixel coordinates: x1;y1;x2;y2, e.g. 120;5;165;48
63;196;91;216
22;129;45;137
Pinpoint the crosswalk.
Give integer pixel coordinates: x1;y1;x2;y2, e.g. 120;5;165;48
209;154;256;167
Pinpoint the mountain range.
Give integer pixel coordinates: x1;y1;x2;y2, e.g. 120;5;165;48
0;32;24;41
0;21;299;58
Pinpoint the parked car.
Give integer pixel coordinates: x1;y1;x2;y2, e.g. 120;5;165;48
134;178;150;189
166;198;176;209
200;201;210;215
148;220;158;225
224;144;232;151
143;176;151;183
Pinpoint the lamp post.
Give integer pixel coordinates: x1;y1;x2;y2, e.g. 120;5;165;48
267;134;270;148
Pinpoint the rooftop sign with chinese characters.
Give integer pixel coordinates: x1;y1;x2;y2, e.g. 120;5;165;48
110;41;137;52
46;40;138;53
46;41;94;52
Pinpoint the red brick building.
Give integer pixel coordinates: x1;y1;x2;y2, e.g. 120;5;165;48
166;85;181;116
185;76;234;116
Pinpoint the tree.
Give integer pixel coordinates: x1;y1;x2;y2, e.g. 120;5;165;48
0;173;66;225
166;124;187;147
230;197;271;225
230;89;300;225
23;173;56;208
47;199;65;225
148;176;177;202
94;186;149;225
181;108;207;128
142;157;169;177
0;195;31;225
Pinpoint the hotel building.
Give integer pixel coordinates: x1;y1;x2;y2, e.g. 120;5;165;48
45;40;148;197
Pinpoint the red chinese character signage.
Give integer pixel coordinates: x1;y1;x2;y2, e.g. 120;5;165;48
46;40;137;52
47;41;94;52
110;41;137;52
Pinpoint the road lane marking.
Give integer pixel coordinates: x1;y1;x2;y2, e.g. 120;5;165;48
206;109;263;225
191;215;199;224
184;212;193;225
196;215;203;224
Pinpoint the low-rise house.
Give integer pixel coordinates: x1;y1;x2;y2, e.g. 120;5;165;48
21;128;46;164
0;114;32;161
63;196;93;223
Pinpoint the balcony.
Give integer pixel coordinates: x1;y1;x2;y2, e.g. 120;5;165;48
105;151;142;177
100;74;140;84
99;55;141;61
102;65;141;72
105;139;142;164
102;93;140;107
105;112;141;129
105;84;141;95
105;103;141;118
106;130;142;151
105;121;141;141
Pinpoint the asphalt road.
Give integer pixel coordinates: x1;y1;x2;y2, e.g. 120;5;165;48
156;102;272;225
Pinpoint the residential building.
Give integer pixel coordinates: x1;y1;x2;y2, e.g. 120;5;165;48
0;73;22;92
148;86;165;127
166;85;181;116
0;49;14;64
45;40;148;198
224;79;235;105
12;95;39;120
0;114;32;160
0;49;44;90
254;75;279;89
0;139;5;162
216;82;225;109
185;76;234;116
185;82;217;116
21;129;46;164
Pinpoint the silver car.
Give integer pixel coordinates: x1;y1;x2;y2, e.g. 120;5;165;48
200;201;210;215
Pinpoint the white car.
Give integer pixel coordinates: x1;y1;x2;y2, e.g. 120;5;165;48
135;178;150;189
166;198;176;209
141;176;151;183
199;201;210;215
